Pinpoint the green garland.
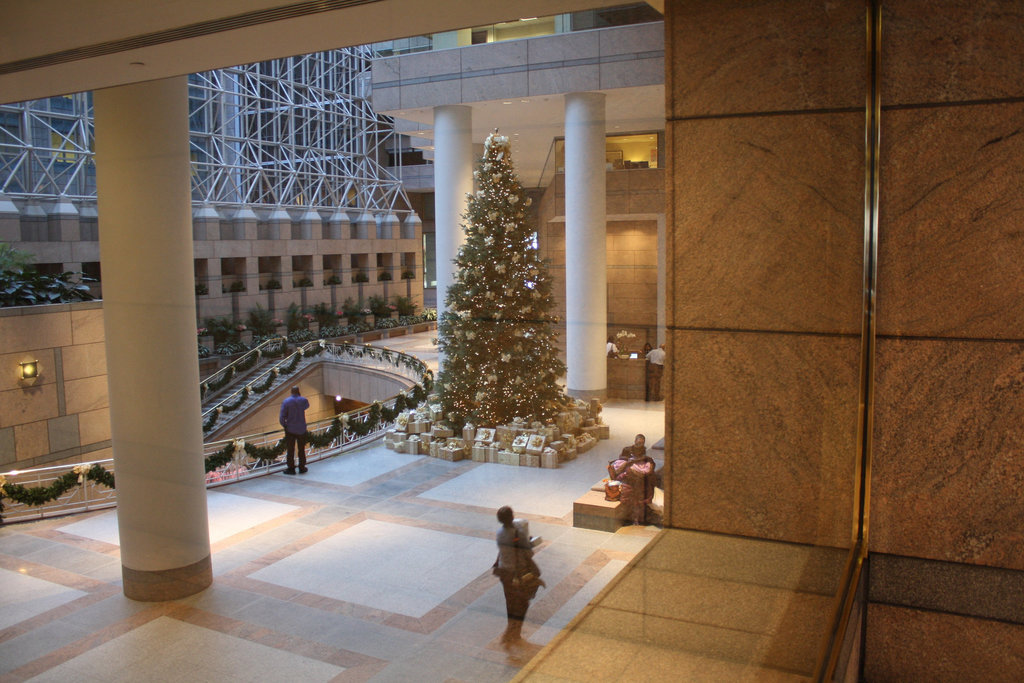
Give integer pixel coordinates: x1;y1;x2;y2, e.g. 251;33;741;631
3;347;430;513
0;464;114;512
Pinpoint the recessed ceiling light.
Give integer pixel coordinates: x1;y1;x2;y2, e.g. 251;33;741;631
502;101;512;105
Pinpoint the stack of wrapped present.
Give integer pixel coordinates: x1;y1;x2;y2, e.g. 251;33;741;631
382;398;609;468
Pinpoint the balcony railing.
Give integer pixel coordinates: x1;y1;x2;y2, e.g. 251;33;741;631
0;343;432;523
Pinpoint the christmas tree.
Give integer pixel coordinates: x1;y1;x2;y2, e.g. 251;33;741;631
436;130;568;428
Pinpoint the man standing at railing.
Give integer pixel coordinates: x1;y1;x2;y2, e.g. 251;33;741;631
280;386;310;474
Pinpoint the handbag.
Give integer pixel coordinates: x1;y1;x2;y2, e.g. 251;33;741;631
604;479;621;501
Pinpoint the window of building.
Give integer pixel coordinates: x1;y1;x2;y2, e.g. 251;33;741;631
422;232;436;288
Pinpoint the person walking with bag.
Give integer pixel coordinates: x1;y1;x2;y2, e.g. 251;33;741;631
493;505;544;650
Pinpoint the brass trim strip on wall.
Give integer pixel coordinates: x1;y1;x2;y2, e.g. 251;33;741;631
858;0;881;557
0;0;382;76
816;2;881;679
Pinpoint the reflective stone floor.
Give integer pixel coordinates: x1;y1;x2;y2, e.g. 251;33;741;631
0;397;664;682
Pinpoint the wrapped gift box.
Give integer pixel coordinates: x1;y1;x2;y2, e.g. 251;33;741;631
525;433;547;455
431;425;454;439
429;403;444;421
429;441;442;458
596;424;610;440
407;419;431;434
462;424;476;443
580;424;601;439
562;446;578;461
497;450;519;466
438;446;466;461
511;434;529;454
521;454;540;468
487;443;500;462
471;443;489;462
495;426;515;448
541;449;559;469
474;427;496;444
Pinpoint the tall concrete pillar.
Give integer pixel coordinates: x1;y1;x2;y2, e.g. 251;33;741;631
564;92;607;398
93;77;212;601
433;104;473;321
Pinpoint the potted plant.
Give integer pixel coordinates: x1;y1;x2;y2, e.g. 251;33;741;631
236;323;252;345
195;282;208;295
265;279;282;290
197;326;214;352
378;270;392;281
352;270;369;283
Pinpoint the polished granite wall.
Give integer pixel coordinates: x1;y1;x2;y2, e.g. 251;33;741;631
664;0;865;549
867;0;1024;676
666;0;1024;678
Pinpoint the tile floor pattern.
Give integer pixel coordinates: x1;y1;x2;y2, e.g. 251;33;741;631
0;397;663;682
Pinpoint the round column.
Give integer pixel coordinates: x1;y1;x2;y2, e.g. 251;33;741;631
94;77;212;601
564;92;607;399
433;105;473;321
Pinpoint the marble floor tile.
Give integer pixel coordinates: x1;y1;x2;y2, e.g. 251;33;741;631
0;568;88;630
53;490;300;546
250;519;495;618
27;615;346;682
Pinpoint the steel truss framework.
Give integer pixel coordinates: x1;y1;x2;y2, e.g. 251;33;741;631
0;46;411;215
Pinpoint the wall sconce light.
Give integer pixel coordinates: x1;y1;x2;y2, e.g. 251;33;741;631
19;360;39;380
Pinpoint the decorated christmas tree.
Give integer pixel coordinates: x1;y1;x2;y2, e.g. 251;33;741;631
436;130;568;428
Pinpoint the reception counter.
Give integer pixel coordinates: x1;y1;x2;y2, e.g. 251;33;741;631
607;356;647;400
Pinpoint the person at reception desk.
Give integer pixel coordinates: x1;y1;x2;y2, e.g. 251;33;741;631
646;343;665;401
606;337;619;357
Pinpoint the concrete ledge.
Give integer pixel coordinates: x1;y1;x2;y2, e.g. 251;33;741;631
573;489;628;532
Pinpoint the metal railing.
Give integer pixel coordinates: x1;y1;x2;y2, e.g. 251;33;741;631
200;336;290;404
0;343;430;523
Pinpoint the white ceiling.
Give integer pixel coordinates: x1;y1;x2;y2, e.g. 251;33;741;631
0;0;664;190
0;0;631;103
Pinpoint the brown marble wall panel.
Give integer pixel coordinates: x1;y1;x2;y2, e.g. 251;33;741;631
877;102;1024;338
671;112;863;334
869;553;1024;624
871;337;1024;569
881;0;1024;106
865;603;1024;681
666;329;860;547
665;0;864;118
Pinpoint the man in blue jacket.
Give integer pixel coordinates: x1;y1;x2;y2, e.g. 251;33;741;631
279;385;310;474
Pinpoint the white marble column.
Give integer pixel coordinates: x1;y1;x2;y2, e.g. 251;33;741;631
94;77;212;601
564;92;607;399
433;105;473;321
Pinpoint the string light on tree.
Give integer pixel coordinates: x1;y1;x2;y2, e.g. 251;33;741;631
436;130;568;428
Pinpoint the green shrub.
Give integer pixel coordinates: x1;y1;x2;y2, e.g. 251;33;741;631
311;302;336;327
367;294;390;318
392;295;416;317
247;304;277;336
203;316;237;344
285;302;304;331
